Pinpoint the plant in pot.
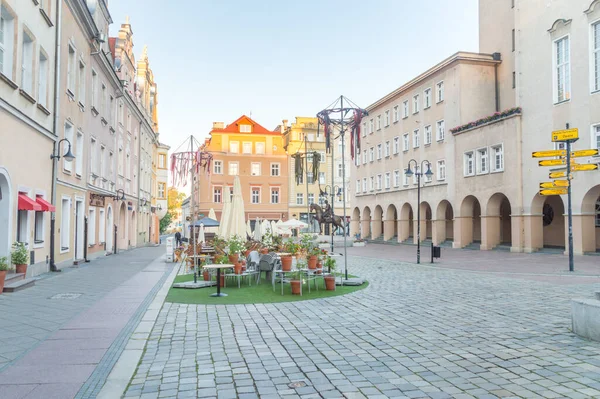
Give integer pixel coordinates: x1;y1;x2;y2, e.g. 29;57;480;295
280;239;298;272
289;260;306;295
324;257;337;290
226;235;244;264
11;242;28;275
201;259;211;281
0;256;8;294
216;255;228;286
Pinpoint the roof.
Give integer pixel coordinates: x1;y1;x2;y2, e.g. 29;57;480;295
210;115;281;136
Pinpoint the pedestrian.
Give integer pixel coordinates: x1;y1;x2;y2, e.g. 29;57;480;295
175;231;182;247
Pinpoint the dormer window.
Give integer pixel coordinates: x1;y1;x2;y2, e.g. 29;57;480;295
240;124;252;133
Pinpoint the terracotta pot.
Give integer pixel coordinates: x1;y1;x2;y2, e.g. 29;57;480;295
241;259;247;266
0;270;6;294
203;271;210;281
228;254;239;264
234;262;242;275
290;280;301;295
15;264;27;275
281;256;292;271
260;248;269;255
220;275;225;287
316;261;322;269
308;255;317;269
325;276;336;290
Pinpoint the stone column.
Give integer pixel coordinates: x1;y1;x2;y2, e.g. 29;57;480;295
510;214;524;253
480;215;500;251
383;219;395;241
371;218;382;240
360;218;370;239
572;214;596;255
523;214;543;253
432;219;446;246
452;216;473;249
350;219;360;238
398;217;410;242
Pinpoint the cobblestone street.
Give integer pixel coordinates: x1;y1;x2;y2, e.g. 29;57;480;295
124;252;600;399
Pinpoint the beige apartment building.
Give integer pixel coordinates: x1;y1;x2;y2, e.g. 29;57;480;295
351;0;600;255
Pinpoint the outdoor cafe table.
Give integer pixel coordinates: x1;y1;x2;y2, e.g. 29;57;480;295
274;268;322;296
202;264;233;297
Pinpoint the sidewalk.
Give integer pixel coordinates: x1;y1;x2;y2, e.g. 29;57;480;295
0;245;172;399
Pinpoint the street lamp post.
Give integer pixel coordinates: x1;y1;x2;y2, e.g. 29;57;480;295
319;184;343;254
405;159;433;264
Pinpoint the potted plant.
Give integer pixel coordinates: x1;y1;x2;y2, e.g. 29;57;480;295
226;235;244;264
324;257;337;290
11;242;28;275
216;255;228;286
280;239;298;272
0;256;8;294
289;260;305;295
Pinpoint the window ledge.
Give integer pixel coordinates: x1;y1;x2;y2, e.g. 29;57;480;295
40;8;53;27
464;174;475;178
491;169;504;174
32;0;39;4
66;89;75;101
393;120;399;124
592;89;600;95
437;139;445;143
60;247;70;254
37;103;51;115
437;100;444;104
553;99;570;106
91;106;99;117
477;171;489;176
424;106;431;110
425;143;431;147
78;102;85;112
20;89;37;104
109;126;115;134
0;72;18;89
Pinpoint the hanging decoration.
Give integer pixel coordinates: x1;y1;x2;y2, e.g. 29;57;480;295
316;96;368;159
170;137;213;187
291;153;303;185
311;151;320;182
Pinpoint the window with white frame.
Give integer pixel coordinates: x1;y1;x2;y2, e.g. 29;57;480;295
240;124;252;133
0;6;16;78
307;172;314;184
21;31;34;94
403;169;409;186
38;51;49;107
424;165;432;183
356;180;361;193
393;136;400;154
424;125;432;145
319;172;326;184
88;207;96;245
67;45;77;94
251;187;260;204
403;100;409;118
413;94;420;114
319;151;326;163
402;133;408;151
384;141;390;157
255;142;265;154
369;147;374;162
34;206;44;243
270;188;279;204
369;176;374;191
362;150;367;165
377;115;382;130
592;22;600;92
229;186;234;201
369;119;374;133
437;160;446;180
296;193;303;205
109;95;114;125
229;141;239;153
228;162;239;175
491;144;504;172
385;110;390;127
98;208;105;243
377;144;382;160
377;174;382;190
424;88;431;108
78;60;86;104
436;81;444;103
251;162;261;176
413;129;420;148
15;204;28;244
271;163;280;176
60;198;70;250
213;186;222;203
213;160;222;174
436;120;445;141
594;124;600;150
385;172;391;189
393;170;400;187
158;183;166;198
90;138;98;176
464;151;475;176
362;122;367;137
242;142;252;154
554;36;571;103
100;146;106;178
477;148;489;174
362;178;367;192
308;193;314;204
393;106;399;122
91;69;98;109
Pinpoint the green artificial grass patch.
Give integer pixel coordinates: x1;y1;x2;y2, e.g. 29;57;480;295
166;273;368;305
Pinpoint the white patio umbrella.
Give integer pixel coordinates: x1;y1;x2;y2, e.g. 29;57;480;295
246;219;252;238
218;187;231;239
270;220;277;236
197;223;206;244
229;176;247;239
253;217;262;241
275;219;288;235
207;208;218;233
280;218;309;229
262;219;271;234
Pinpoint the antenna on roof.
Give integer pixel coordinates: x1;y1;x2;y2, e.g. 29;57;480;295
249;111;252;118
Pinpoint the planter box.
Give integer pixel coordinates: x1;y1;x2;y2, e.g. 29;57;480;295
353;242;366;247
318;243;330;249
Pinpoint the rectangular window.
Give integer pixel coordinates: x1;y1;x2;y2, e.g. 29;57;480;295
75;131;83;176
376;174;382;190
100;146;106;178
377;144;382;160
362;178;367;192
403;133;409;151
270;188;279;204
477;148;489;174
393;106;399;122
369;147;374;162
437;160;446;181
158;154;166;169
98;208;105;243
384;110;390;127
369;119;374;133
512;29;516;52
356;179;361;193
424;125;432;145
403;101;409;118
101;83;107;116
109;151;114;179
270;163;280;176
213;187;222;203
78;60;86;104
393;137;400;154
90;138;97;176
251;188;260;204
436;81;444;103
255;142;265;154
239;124;252;132
384;141;390;157
307;172;314;184
436;120;445;141
393;170;400;187
16;208;28;244
38;52;48;107
251;162;261;176
91;69;98;109
0;6;16;78
296;193;303;205
413;129;420;148
385;172;391;189
213;160;222;174
319;151;326;163
464;151;474;176
403;169;409;186
308;193;314;205
229;141;239;153
593;22;600;92
21;31;33;94
513;71;516;89
492;144;504;172
362;122;367;137
88;207;96;245
554;36;571;103
369;176;374;191
34;209;44;243
377;115;382;130
413;94;420;114
362;150;367;165
319;172;326;184
228;162;239;175
424;88;431;108
158;183;166;198
594;124;600;150
242;142;252;154
60;198;70;250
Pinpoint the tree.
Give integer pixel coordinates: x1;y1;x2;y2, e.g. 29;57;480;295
159;212;173;234
167;187;186;212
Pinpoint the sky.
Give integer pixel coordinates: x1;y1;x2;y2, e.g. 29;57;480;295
108;0;479;155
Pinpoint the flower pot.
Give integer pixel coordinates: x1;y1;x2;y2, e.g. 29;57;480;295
260;248;269;255
324;275;336;290
0;270;6;294
316;261;322;269
15;264;27;275
290;280;301;295
281;255;293;271
203;271;210;281
228;254;239;264
308;255;317;269
220;275;225;287
234;262;242;275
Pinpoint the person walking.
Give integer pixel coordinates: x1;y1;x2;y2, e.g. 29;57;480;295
175;231;182;247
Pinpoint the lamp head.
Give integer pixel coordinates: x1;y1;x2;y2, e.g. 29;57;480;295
425;163;433;177
405;167;414;178
63;145;75;162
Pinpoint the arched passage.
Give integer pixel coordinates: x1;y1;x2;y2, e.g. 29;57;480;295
361;206;371;239
455;196;481;248
418;202;433;242
118;202;127;250
351;207;361;238
399;203;414;243
483;193;512;250
434;200;454;245
528;194;565;252
0;169;12;259
384;204;398;241
372;205;384;240
578;185;600;254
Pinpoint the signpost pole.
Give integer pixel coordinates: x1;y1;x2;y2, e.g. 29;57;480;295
565;123;574;272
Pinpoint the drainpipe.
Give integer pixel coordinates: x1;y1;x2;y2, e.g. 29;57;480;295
49;0;64;272
138;120;143;245
493;52;501;112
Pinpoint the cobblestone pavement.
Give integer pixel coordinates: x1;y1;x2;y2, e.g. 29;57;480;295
123;256;600;399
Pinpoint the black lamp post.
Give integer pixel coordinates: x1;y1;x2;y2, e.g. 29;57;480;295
49;138;76;272
319;184;343;253
405;159;433;264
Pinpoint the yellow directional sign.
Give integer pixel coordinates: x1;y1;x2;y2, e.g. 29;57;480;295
532;150;566;158
571;149;599;158
549;171;566;179
571;163;599;172
553;180;570;187
552;128;579;142
539;159;566;167
539;188;568;196
539;182;556;189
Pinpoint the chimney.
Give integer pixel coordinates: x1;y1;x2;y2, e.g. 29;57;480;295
213;122;224;129
281;119;288;133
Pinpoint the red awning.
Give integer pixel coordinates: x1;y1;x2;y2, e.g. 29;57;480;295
18;194;42;211
36;196;55;212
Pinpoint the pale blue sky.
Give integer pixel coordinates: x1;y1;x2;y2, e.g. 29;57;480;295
109;0;479;152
